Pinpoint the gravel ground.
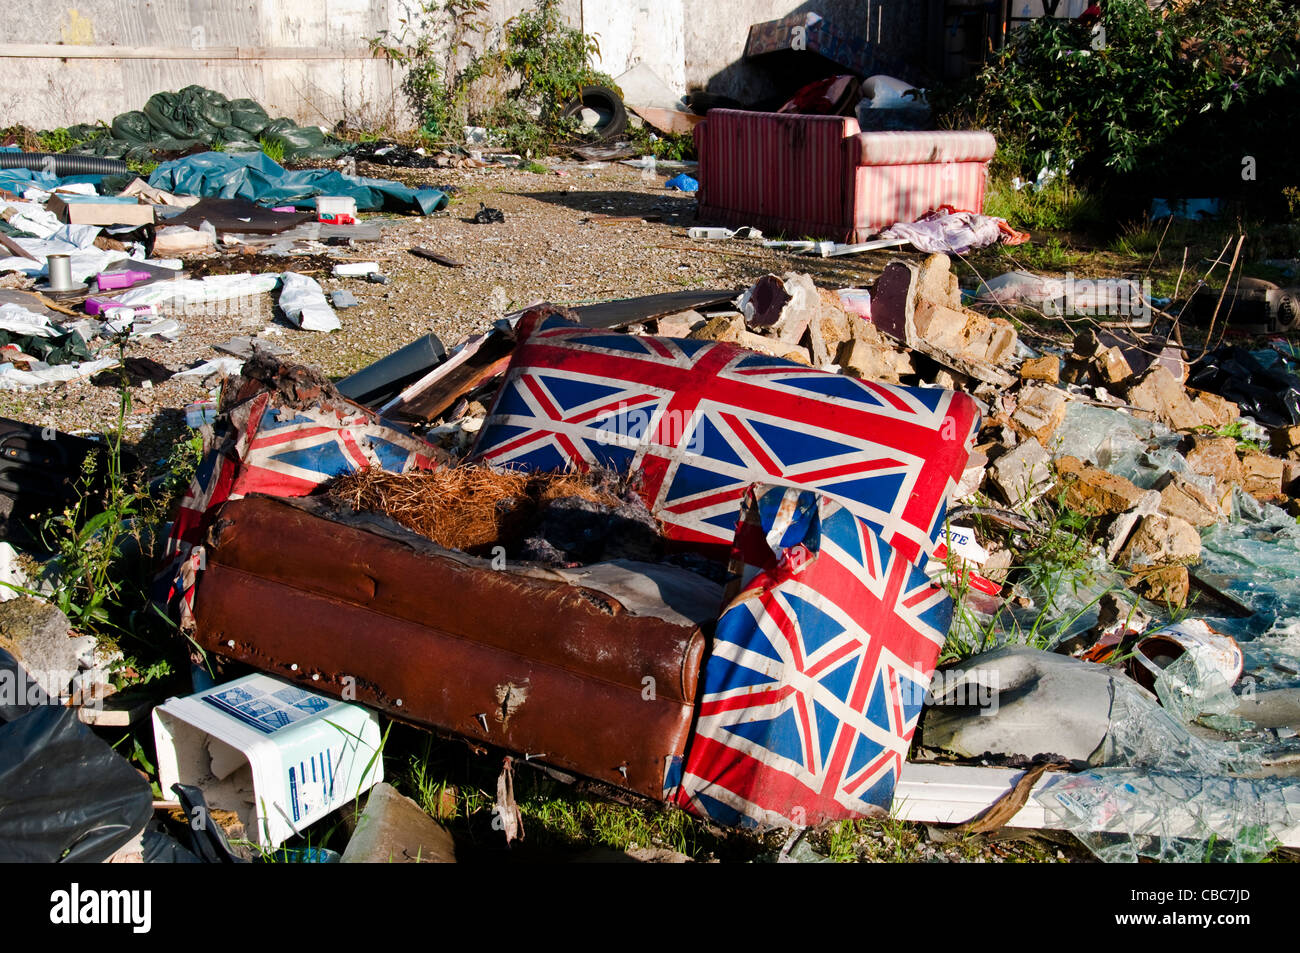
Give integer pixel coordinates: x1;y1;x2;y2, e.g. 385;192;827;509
0;159;913;473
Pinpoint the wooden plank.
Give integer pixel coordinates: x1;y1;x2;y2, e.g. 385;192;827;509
0;43;377;60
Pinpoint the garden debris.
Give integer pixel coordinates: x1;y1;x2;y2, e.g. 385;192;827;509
341;782;456;863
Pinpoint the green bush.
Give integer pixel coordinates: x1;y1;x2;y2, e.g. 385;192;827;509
944;0;1300;204
371;0;615;154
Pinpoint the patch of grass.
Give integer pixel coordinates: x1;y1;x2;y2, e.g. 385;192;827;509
994;235;1084;272
125;157;159;178
942;483;1116;661
259;137;286;164
984;177;1106;234
517;159;549;174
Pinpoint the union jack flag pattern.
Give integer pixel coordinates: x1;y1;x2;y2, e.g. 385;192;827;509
670;484;952;828
159;385;441;626
472;311;979;564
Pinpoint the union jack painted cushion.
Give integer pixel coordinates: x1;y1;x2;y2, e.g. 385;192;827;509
471;310;980;564
670;484;951;827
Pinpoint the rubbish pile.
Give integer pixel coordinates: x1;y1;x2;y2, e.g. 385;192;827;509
0;131;451;389
3;114;1300;861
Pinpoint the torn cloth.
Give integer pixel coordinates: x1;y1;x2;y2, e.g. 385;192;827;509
881;206;1030;254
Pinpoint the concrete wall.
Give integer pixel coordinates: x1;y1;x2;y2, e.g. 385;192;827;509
4;0;929;130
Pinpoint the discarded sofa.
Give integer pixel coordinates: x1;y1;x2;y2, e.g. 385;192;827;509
694;110;996;242
167;321;979;825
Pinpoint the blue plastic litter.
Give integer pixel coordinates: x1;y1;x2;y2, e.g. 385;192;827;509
665;173;699;192
147;151;447;215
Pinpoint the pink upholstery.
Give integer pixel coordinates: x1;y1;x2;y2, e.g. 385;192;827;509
852;130;996;165
695;110;995;242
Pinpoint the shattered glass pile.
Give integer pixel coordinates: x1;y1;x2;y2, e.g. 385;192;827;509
944;399;1300;861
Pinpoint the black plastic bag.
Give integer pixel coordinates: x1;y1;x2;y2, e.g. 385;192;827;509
1187;346;1300;429
0;650;152;863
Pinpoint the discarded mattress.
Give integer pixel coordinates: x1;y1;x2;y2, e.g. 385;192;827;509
472;309;980;563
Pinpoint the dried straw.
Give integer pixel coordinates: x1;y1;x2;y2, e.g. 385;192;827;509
327;464;621;552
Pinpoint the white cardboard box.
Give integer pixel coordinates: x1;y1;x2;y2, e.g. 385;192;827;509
153;673;383;848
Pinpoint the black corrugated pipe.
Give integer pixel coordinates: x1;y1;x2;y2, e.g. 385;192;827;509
0;152;129;176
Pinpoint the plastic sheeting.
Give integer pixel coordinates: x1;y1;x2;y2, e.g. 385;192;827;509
0;649;152;862
148;152;449;215
68;86;343;162
1034;674;1300;863
1040;768;1300;863
278;272;340;332
1186;345;1300;430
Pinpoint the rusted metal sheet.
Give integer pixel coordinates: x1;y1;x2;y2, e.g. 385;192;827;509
191;495;713;799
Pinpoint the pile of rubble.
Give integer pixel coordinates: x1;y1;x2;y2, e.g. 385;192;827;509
5;211;1300;864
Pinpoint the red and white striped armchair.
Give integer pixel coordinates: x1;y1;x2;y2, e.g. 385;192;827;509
694;110;997;243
